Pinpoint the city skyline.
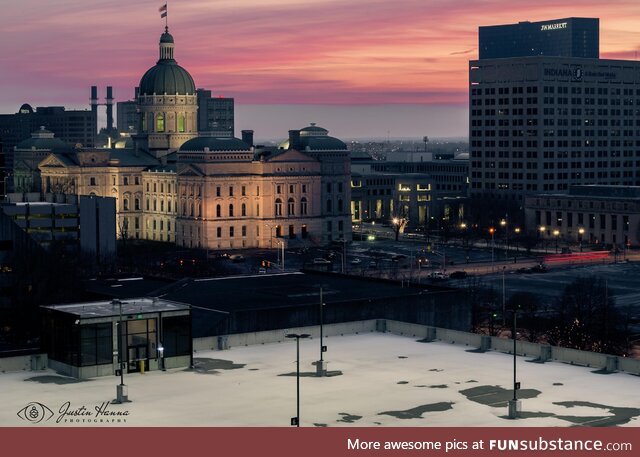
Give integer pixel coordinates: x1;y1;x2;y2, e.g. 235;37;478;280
2;0;640;138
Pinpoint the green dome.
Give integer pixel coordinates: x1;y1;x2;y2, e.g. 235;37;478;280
139;61;195;95
160;31;174;43
139;28;195;95
179;136;250;152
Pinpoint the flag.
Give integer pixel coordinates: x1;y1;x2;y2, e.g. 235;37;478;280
159;4;167;17
161;11;167;18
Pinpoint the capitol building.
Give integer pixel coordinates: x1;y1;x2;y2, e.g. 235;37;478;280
29;26;352;249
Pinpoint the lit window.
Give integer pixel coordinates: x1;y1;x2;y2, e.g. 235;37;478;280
156;114;165;133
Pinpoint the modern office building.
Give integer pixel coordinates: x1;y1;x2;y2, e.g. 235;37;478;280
196;89;235;136
524;185;640;248
1;194;116;258
470;25;640;204
479;17;599;60
116;98;138;134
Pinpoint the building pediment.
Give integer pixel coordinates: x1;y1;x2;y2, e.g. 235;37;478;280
177;164;205;177
268;149;318;163
38;154;75;169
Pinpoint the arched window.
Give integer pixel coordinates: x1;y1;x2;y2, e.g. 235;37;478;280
241;203;246;216
229;204;234;217
135;198;140;211
216;204;221;218
182;202;186;216
160;200;164;212
167;199;171;213
190;202;194;217
197;202;202;217
300;197;308;215
275;198;282;217
178;114;185;133
153;199;157;211
288;198;295;216
123;198;129;211
326;199;332;212
156;114;165;133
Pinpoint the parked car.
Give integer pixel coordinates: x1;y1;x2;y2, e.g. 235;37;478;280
313;258;331;265
449;271;468;279
350;258;362;265
429;271;449;280
229;254;245;263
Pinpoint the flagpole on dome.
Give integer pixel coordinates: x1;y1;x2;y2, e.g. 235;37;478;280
159;2;168;31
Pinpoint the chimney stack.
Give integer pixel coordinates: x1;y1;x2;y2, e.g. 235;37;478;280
288;130;301;150
106;86;114;132
241;130;254;148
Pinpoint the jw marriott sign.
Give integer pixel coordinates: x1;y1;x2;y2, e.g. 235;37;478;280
540;22;568;31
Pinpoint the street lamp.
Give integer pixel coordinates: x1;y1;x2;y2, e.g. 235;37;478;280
539;226;546;252
113;299;129;404
317;287;328;376
500;217;508;259
508;307;521;419
286;333;310;427
489;227;495;271
553;229;560;253
578;227;585;252
513;227;521;256
392;217;400;241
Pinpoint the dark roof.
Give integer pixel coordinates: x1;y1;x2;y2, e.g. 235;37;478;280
179;136;250;152
160;31;174;43
83;276;174;299
162;272;424;313
300;125;328;134
42;297;189;319
139;61;195;95
16;136;72;153
302;136;347;150
109;149;159;167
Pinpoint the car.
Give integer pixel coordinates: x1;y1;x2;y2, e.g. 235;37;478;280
530;264;547;273
350;258;362;265
229;254;245;262
449;271;468;279
313;258;331;265
258;267;267;274
429;271;449;280
391;254;407;261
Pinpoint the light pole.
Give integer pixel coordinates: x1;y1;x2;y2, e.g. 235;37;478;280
508;308;521;419
539;226;546;253
489;227;495;272
578;227;584;252
500;217;508;259
513;227;521;257
317;287;327;376
286;333;310;427
502;266;506;327
553;229;560;253
113;299;129;404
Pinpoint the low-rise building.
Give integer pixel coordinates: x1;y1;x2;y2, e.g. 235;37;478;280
524;185;640;248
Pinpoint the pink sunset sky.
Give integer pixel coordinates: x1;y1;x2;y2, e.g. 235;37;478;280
1;0;640;138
